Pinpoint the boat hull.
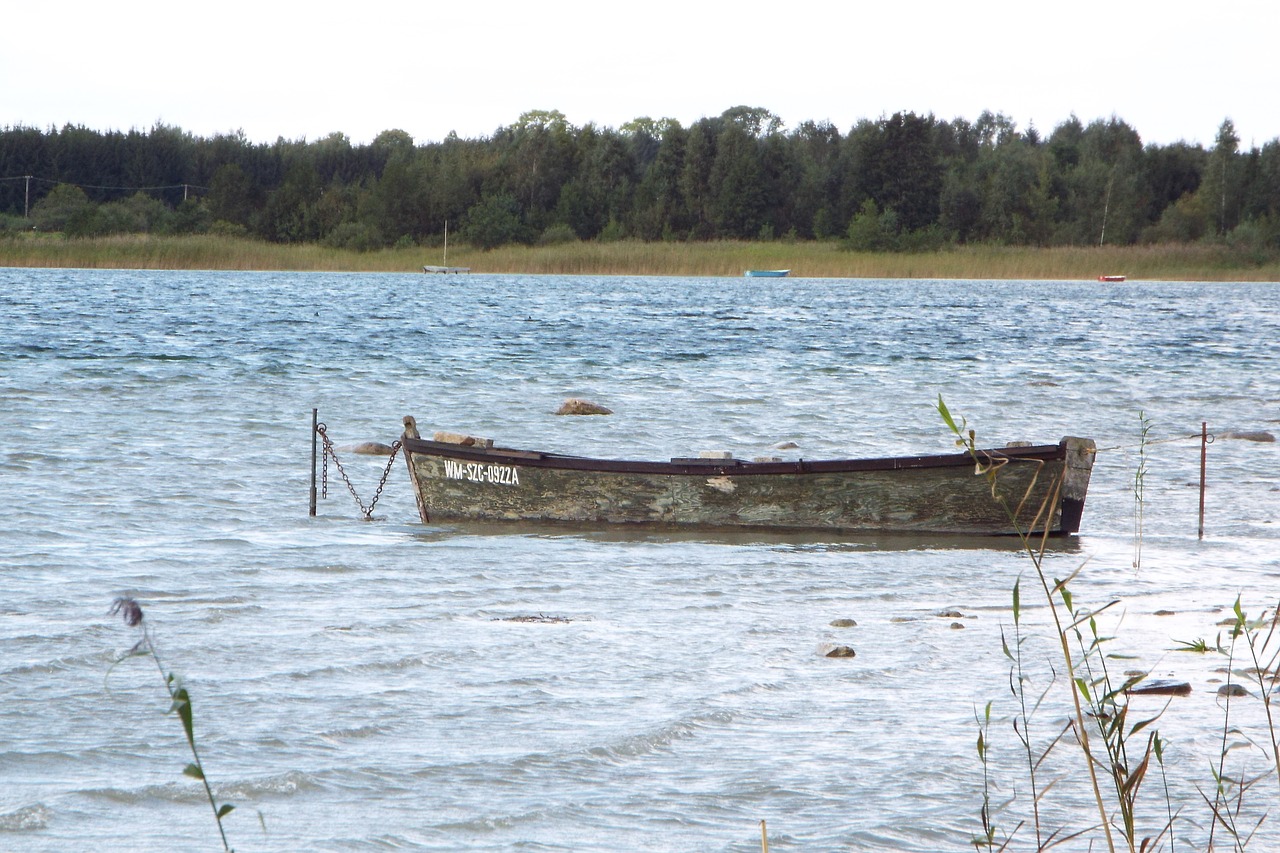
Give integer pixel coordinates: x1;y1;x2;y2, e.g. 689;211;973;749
400;419;1095;536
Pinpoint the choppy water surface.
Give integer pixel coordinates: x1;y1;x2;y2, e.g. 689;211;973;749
2;269;1278;851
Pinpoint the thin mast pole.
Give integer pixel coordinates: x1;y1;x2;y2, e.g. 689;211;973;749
310;408;319;517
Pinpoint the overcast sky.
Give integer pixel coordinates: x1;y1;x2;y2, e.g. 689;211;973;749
5;0;1276;150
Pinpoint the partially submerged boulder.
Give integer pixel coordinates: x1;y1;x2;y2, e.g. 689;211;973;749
342;441;396;456
1218;429;1276;443
556;398;613;416
1127;679;1192;697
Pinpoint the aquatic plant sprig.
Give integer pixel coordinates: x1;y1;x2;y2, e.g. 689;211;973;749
1199;597;1280;847
108;596;235;852
938;396;1121;852
1132;411;1151;570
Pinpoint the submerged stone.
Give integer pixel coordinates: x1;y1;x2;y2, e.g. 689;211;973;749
1127;680;1192;696
556;398;613;416
348;441;396;456
1218;430;1275;442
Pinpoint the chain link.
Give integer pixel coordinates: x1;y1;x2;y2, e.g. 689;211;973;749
319;423;329;499
315;424;401;520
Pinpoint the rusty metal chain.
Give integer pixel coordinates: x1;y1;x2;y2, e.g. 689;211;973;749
315;424;401;520
319;423;329;499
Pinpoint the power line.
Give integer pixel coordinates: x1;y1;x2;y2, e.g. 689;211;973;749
0;174;210;193
0;174;211;216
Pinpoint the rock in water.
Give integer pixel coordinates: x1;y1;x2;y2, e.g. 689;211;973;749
1218;430;1275;443
345;441;396;456
556;398;613;416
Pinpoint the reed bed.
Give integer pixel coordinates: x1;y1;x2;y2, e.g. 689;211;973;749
2;233;1278;281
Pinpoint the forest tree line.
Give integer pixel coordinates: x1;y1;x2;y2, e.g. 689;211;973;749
2;106;1279;252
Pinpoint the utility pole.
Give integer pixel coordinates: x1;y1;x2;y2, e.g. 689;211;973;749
24;175;32;219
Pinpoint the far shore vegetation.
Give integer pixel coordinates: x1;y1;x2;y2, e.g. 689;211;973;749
3;104;1280;281
1;231;1278;281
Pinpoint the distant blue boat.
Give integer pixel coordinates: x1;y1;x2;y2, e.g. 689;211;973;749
744;269;790;277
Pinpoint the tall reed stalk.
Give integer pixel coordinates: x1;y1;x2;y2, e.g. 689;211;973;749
942;398;1280;851
1133;411;1151;570
109;597;235;851
940;397;1141;852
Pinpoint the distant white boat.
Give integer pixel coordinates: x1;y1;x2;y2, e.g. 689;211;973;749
424;220;471;274
744;269;790;278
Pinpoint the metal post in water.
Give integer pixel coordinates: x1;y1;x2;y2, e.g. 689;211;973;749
1198;421;1207;539
310;408;319;517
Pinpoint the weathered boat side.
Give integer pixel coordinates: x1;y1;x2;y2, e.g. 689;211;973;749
400;416;1095;536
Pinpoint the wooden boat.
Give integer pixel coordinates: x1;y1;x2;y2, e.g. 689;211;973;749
744;269;790;277
400;416;1096;536
1098;274;1126;282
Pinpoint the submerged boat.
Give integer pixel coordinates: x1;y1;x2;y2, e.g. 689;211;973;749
399;416;1095;536
744;269;790;277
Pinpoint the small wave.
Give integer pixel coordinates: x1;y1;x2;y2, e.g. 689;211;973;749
84;769;318;806
289;654;437;680
434;811;544;834
511;708;740;772
317;723;391;745
3;649;117;677
0;803;51;832
218;769;319;800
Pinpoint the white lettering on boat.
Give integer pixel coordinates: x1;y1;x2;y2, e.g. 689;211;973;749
441;459;521;486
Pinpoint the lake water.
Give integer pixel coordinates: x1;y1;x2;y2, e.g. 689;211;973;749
2;268;1278;851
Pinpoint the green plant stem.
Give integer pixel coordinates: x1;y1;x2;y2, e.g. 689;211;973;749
1038;571;1120;853
141;626;232;853
938;397;1118;852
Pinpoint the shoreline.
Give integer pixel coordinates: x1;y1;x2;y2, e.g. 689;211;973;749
2;234;1278;281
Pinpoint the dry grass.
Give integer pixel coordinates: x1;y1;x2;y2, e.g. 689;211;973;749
2;233;1278;281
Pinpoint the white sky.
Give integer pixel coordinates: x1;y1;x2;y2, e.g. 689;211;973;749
5;0;1277;150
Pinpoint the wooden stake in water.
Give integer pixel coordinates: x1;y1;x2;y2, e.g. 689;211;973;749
310;408;319;517
1198;421;1207;539
760;819;768;852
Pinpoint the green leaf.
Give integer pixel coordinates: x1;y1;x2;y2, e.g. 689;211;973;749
170;687;196;746
183;763;205;780
937;395;958;434
1012;578;1021;624
216;803;236;818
